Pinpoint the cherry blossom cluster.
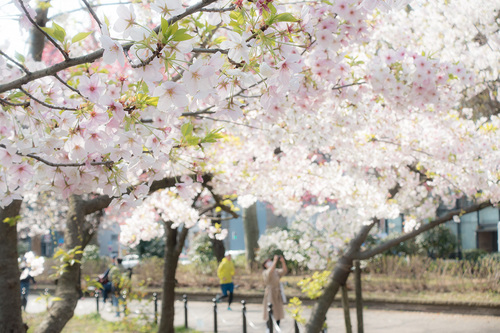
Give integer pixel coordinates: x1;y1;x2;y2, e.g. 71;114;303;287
1;0;499;253
19;251;45;277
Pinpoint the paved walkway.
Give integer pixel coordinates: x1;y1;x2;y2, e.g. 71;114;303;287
24;295;500;332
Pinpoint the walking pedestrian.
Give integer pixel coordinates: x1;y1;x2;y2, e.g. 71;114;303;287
20;263;37;311
109;257;131;317
216;253;235;310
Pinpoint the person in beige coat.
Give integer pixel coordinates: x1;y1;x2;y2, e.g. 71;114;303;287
262;255;288;329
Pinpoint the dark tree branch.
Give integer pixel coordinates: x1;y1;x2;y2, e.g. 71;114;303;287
53;74;82;95
355;201;492;260
205;185;239;219
0;49;104;93
200;215;235;221
200;5;236;12
0;142;114;167
192;47;228;54
332;81;366;90
81;0;103;28
0;50;30;74
19;87;79;110
0;0;219;93
0;98;29;107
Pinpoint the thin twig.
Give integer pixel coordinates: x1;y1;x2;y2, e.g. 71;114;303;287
195;115;263;130
25;153;114;167
81;0;103;28
200;5;236;12
0;0;220;93
0;144;114;168
20;87;79;111
332;81;366;90
48;2;133;20
192;47;228;54
53;74;82;95
0;98;29;107
18;0;69;60
0;50;30;74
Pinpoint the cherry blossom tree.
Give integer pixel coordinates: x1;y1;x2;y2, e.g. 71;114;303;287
1;0;500;332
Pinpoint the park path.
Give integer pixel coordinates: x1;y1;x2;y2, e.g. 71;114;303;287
24;294;500;332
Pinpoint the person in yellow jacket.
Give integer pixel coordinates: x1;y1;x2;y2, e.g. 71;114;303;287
216;253;235;310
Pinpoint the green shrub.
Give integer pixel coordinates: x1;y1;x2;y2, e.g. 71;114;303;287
416;225;457;258
133;257;164;287
188;233;217;274
484;252;500;261
463;248;488;261
378;234;423;257
136;237;165;258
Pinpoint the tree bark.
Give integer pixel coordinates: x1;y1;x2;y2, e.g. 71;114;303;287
35;195;86;333
211;237;226;263
341;285;352;333
158;223;186;333
243;203;259;271
30;3;49;61
305;222;376;333
354;260;364;333
0;200;26;333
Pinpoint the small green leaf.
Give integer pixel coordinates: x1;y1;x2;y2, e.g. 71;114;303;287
41;26;56;39
274;13;298;23
185;135;200;145
52;22;67;43
161;17;169;37
14;52;25;63
181;122;193;137
202;128;224;143
71;32;92;44
172;29;193;42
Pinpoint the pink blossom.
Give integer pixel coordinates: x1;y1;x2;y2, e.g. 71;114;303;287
78;75;105;103
100;35;125;67
153;81;189;112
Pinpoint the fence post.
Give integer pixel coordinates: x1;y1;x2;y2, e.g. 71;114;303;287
95;290;100;313
341;285;352;333
294;319;300;333
183;294;188;329
267;302;273;333
153;292;158;325
213;298;218;333
241;300;247;333
355;260;364;333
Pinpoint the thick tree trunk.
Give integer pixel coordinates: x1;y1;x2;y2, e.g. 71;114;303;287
305;223;375;333
35;195;86;333
243;203;259;271
158;223;183;333
30;4;49;61
0;200;26;333
211;238;226;263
